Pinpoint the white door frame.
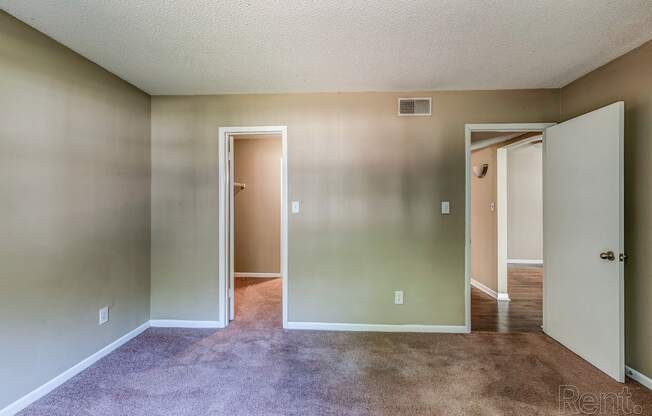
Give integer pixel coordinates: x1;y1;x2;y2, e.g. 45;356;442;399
218;126;289;329
464;123;554;332
496;134;544;301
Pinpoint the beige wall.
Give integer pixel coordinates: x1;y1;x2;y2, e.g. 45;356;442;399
234;135;281;273
150;90;560;323
0;11;151;410
561;39;652;379
507;143;543;260
470;145;498;291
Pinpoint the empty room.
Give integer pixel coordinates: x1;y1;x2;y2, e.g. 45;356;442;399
1;1;652;415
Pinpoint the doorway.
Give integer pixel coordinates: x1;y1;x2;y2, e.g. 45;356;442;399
465;103;625;382
467;126;548;333
218;126;288;329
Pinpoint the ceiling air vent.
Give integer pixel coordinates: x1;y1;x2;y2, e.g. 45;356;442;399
398;97;432;116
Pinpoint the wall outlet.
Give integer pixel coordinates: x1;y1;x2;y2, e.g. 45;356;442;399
394;290;404;305
291;200;300;214
99;307;109;325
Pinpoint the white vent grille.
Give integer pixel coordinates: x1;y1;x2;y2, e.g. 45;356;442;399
398;97;432;116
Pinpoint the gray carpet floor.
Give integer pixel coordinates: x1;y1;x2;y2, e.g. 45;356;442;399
19;278;652;415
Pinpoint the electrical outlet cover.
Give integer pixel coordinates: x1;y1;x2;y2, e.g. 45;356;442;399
99;307;109;325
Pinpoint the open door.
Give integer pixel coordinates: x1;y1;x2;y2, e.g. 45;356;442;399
226;135;235;322
543;102;625;382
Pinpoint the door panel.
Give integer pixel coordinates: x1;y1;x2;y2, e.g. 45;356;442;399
543;102;624;381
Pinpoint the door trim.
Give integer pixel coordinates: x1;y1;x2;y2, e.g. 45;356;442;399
218;126;288;329
464;123;555;332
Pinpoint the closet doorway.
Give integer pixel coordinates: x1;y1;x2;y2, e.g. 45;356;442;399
218;127;288;329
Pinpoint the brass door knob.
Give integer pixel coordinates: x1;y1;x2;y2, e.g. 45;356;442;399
600;251;615;261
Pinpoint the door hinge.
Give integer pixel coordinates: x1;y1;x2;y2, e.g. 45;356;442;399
619;253;628;262
229;288;234;298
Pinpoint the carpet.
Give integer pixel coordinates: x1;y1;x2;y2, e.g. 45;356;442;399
18;278;652;415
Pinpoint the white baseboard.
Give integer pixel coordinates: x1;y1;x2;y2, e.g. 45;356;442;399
234;272;281;278
149;320;224;328
286;321;468;333
626;366;652;390
496;292;511;302
470;278;498;299
507;259;543;265
0;321;150;416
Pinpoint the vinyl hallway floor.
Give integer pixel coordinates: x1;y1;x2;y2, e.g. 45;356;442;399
19;276;652;415
471;265;543;333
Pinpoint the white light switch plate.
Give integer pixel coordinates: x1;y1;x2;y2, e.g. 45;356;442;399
291;200;300;214
99;307;109;325
441;200;450;215
394;291;404;305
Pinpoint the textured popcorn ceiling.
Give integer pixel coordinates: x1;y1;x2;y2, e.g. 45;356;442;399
2;0;652;95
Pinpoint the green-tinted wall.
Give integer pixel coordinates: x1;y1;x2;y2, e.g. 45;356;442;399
0;11;151;409
150;91;560;324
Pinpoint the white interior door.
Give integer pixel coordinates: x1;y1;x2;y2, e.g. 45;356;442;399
227;135;235;321
543;101;624;382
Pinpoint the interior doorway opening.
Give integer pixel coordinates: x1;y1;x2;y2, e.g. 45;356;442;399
465;104;625;382
232;134;282;328
218;126;288;329
465;124;552;333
